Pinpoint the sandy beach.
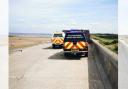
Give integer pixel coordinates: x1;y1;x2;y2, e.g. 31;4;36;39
9;36;51;50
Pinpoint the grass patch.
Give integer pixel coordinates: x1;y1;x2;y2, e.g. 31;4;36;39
91;34;118;54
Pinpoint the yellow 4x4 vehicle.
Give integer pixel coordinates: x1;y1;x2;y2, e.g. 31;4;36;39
51;32;64;48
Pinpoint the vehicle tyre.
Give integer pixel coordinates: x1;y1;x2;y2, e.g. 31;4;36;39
83;52;88;57
52;44;55;49
64;53;69;57
77;53;81;57
60;45;63;48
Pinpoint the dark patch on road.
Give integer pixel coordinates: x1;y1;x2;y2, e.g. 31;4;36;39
48;51;81;60
43;46;62;49
43;46;53;49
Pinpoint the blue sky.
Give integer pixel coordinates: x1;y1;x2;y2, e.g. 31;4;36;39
10;0;117;34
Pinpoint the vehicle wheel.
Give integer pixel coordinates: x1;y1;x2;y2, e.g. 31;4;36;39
60;45;63;48
52;44;55;48
83;52;88;57
64;53;69;57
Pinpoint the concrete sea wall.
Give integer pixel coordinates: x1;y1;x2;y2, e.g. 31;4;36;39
90;39;118;89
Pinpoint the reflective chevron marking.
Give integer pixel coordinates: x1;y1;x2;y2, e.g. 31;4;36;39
64;41;87;49
51;38;64;44
65;42;71;49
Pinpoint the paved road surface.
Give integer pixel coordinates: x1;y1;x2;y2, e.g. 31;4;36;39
9;43;112;89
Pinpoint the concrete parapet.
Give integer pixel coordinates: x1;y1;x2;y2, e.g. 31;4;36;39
90;39;118;89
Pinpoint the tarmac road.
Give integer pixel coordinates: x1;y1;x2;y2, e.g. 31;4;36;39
9;43;112;89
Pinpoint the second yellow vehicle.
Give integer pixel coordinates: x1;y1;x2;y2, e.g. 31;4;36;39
51;32;64;48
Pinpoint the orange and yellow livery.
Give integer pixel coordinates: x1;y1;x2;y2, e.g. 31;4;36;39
51;37;64;44
51;32;64;48
64;41;88;49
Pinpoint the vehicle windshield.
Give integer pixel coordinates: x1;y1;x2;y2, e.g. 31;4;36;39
53;34;63;37
64;33;86;42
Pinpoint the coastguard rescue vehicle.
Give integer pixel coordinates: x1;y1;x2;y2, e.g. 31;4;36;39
63;30;89;56
63;29;90;42
51;32;64;48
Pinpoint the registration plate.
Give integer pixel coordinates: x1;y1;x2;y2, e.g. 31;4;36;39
71;49;79;52
55;43;60;45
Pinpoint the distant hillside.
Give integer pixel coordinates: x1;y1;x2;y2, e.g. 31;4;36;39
9;33;52;37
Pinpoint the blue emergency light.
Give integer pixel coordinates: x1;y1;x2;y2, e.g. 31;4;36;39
63;29;82;33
